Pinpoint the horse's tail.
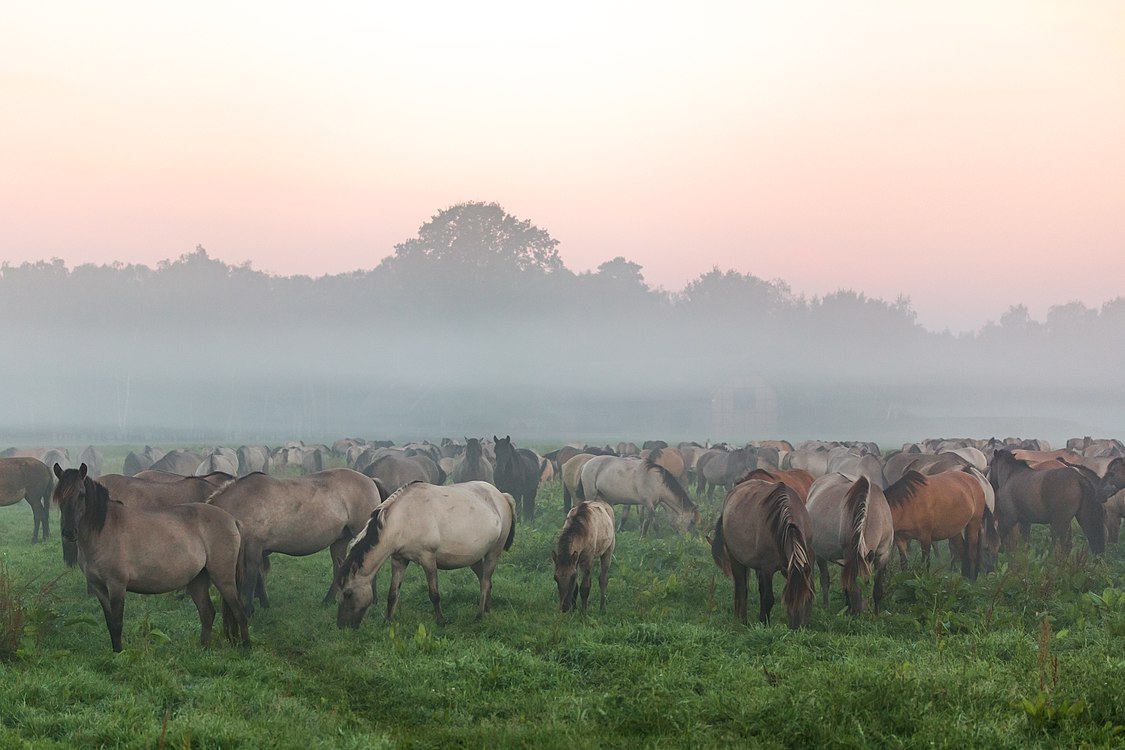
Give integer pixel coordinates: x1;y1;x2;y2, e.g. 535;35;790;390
710;514;732;577
767;484;815;628
503;492;517;551
575;477;587;502
1076;471;1106;554
841;476;872;596
563;481;573;513
223;521;249;643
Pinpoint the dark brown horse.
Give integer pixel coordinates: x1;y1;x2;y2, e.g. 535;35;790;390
991;450;1104;555
494;436;540;523
711;479;815;629
0;457;53;542
53;464;249;652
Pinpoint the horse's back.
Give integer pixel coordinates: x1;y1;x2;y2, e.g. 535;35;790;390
387;482;511;566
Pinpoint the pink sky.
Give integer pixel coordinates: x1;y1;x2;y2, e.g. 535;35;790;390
2;2;1123;331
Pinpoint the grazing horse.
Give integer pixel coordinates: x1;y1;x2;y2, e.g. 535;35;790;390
149;450;203;476
698;448;756;501
336;481;516;627
577;456;698;536
52;464;249;652
710;479;815;628
885;470;988;579
493;436;540;523
123;446;164;477
990;450;1105;555
361;452;428;493
451;438;494;484
78;445;104;478
0;457;53;542
551;500;616;613
646;447;687;487
806;474;894;614
207;469;386;614
740;468;815;503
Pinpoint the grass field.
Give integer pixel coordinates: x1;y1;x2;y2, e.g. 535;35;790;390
1;448;1124;748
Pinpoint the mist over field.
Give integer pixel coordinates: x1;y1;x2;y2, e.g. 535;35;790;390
2;202;1121;447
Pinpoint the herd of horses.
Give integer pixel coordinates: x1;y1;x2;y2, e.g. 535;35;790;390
1;434;1123;651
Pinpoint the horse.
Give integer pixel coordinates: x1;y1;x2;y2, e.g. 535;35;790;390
828;451;888;489
561;454;596;513
99;472;232;506
122;446;164;477
646;447;687;487
698;448;756;501
805;474;894;614
336;481;516;628
52;463;250;652
195;447;239;477
990;450;1105;555
236;445;271;476
710;479;815;629
782;448;831;478
493;436;540;523
577;456;698;536
739;468;815;503
361;452;428;493
149;450;203;476
78;445;104;478
207;468;386;614
0;457;53;542
551;500;615;613
885;470;988;578
450;438;494;484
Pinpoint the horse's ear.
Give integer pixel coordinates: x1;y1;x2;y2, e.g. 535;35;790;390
506;435;511;442
569;549;579;564
79;463;88;479
493;436;498;442
53;463;63;479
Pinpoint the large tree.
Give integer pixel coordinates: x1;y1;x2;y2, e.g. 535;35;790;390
391;201;563;275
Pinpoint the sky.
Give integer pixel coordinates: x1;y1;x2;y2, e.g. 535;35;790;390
2;1;1123;332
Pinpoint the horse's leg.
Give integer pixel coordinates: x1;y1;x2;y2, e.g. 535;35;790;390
618;505;631;532
817;557;830;607
256;553;272;609
103;584;126;653
579;561;593;613
921;539;933;571
730;560;749;625
28;496;41;544
240;542;264;616
1054;520;1073;556
757;569;775;625
41;490;50;541
525;489;536;524
385;556;409;622
474;550;501;619
323;536;350;604
598;551;611;613
873;561;887;615
421;558;446;626
963;521;981;580
209;564;251;648
186;572;216;647
894;535;909;570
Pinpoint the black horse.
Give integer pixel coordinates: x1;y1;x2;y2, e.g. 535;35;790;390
494;436;540;523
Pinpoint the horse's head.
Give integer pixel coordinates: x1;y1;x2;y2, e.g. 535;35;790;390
1100;458;1125;501
52;462;90;566
551;548;581;613
336;567;374;629
679;506;700;536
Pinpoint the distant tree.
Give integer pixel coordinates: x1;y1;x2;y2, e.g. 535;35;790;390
391;202;563;276
679;268;794;315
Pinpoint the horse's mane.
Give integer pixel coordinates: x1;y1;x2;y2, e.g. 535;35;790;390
204;474;260;504
884;471;928;508
338;481;420;582
993;449;1032;470
645;460;696;513
556;502;592;556
647;447;663;462
764;483;815;615
841;476;872;590
80;476;116;535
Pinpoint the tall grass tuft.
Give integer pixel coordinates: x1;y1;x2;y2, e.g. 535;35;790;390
0;562;26;660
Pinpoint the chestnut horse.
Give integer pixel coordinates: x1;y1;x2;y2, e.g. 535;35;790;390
885;470;987;579
990;450;1105;555
710;479;815;629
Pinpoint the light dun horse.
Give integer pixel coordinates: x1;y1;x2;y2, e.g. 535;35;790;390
551;500;616;613
577;456;698;536
711;479;816;629
53;464;250;652
806;474;894;614
0;457;53;542
336;481;516;628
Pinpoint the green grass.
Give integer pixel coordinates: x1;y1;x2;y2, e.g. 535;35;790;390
1;460;1124;748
